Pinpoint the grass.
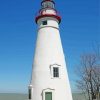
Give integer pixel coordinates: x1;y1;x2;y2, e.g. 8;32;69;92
72;93;88;100
0;93;28;100
0;93;86;100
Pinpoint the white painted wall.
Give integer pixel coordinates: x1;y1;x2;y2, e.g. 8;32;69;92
29;17;73;100
37;17;59;29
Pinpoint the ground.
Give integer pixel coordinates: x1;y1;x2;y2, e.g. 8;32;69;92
0;93;87;100
0;93;28;100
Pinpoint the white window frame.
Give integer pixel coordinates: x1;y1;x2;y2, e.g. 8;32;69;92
42;88;55;100
50;64;61;79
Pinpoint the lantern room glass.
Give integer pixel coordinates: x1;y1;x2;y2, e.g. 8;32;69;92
42;1;55;9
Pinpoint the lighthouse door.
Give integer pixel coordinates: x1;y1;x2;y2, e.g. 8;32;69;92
45;92;52;100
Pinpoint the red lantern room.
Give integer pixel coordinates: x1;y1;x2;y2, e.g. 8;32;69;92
35;0;61;24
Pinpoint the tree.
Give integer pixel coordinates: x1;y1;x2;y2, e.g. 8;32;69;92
76;53;100;100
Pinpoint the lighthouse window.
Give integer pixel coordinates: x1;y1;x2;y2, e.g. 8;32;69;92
42;1;54;8
53;67;59;77
42;20;47;25
48;2;54;8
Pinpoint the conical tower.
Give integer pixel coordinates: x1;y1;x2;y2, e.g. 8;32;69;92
29;0;73;100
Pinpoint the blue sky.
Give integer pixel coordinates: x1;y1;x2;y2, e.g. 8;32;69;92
0;0;99;93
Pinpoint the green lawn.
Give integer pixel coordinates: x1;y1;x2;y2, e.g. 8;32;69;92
72;93;88;100
0;93;86;100
0;93;28;100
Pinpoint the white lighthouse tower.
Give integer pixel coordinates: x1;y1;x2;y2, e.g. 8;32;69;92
29;0;73;100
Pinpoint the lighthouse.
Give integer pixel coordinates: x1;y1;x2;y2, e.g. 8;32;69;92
29;0;73;100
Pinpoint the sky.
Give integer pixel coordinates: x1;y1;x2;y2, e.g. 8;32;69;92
0;0;99;93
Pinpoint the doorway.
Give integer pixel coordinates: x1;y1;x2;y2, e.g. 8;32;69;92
45;92;52;100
